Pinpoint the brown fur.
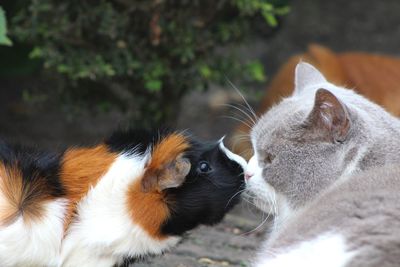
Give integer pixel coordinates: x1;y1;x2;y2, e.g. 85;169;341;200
60;145;117;229
141;133;190;192
127;179;171;239
0;163;51;225
128;133;190;239
231;44;400;159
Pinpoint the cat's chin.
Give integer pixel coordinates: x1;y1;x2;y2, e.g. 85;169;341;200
245;175;277;214
245;174;293;222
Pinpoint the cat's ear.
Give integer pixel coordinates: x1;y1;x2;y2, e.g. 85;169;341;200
294;62;327;95
141;155;191;192
304;88;351;143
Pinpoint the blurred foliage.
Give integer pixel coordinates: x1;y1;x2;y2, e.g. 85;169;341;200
9;0;289;127
0;7;12;46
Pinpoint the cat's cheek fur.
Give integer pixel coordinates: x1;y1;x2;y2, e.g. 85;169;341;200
60;153;180;267
255;233;356;267
245;155;291;220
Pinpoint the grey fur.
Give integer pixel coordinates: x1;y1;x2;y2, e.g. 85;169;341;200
249;63;400;266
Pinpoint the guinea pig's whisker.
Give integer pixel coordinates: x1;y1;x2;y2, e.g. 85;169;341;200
205;177;224;188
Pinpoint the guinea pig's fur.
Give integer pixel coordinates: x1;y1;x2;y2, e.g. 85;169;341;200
0;129;246;267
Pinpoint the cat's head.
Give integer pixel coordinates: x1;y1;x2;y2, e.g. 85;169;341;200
245;62;387;216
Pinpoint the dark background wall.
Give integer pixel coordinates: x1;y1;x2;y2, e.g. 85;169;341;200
1;0;400;150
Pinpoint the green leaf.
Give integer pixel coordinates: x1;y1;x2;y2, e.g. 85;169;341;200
29;47;44;59
145;80;162;92
0;7;12;46
247;61;266;82
263;13;278;27
199;65;212;79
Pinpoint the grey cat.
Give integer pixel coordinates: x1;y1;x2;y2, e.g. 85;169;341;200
245;62;400;267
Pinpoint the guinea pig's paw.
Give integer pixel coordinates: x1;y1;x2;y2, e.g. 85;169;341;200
141;133;191;192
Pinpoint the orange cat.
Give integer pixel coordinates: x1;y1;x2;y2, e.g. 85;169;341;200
231;44;400;158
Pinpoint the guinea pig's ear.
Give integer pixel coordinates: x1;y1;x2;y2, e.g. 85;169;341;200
141;133;191;192
141;154;191;192
158;156;191;191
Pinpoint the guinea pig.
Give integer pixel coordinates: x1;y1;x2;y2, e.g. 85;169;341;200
0;128;246;267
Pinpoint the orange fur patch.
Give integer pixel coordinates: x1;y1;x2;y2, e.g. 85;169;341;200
0;163;50;225
60;145;117;230
127;179;171;239
146;133;190;176
127;133;190;239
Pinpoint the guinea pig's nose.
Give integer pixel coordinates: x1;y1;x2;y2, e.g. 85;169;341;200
244;171;254;180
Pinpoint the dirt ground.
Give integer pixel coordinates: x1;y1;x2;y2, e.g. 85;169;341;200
1;0;400;266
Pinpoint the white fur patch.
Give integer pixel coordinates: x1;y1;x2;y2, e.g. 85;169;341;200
338;145;368;183
246;155;277;210
245;154;274;212
245;154;291;230
219;137;247;170
60;153;180;267
0;199;67;267
255;233;356;267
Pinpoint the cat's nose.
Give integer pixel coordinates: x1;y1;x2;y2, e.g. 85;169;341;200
244;171;254;180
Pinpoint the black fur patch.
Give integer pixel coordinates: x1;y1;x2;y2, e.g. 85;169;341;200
0;141;65;198
161;140;245;236
105;128;174;155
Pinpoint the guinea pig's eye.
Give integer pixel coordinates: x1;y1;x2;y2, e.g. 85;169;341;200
198;161;212;173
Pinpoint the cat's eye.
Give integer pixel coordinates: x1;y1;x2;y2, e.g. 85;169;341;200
265;153;274;163
198;161;212;173
261;152;275;166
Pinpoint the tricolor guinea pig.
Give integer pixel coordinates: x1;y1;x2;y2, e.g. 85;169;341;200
0;129;246;267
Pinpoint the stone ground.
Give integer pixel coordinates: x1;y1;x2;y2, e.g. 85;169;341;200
1;0;400;266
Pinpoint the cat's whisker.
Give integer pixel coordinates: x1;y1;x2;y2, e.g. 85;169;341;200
241;203;273;236
225;189;247;209
231;135;252;152
239;189;277;236
219;103;257;126
225;78;259;122
259;248;279;257
231;136;251;144
233;132;251;139
241;191;261;210
243;148;254;156
219;114;252;126
231;137;252;150
220;115;254;129
236;102;259;125
223;108;254;127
